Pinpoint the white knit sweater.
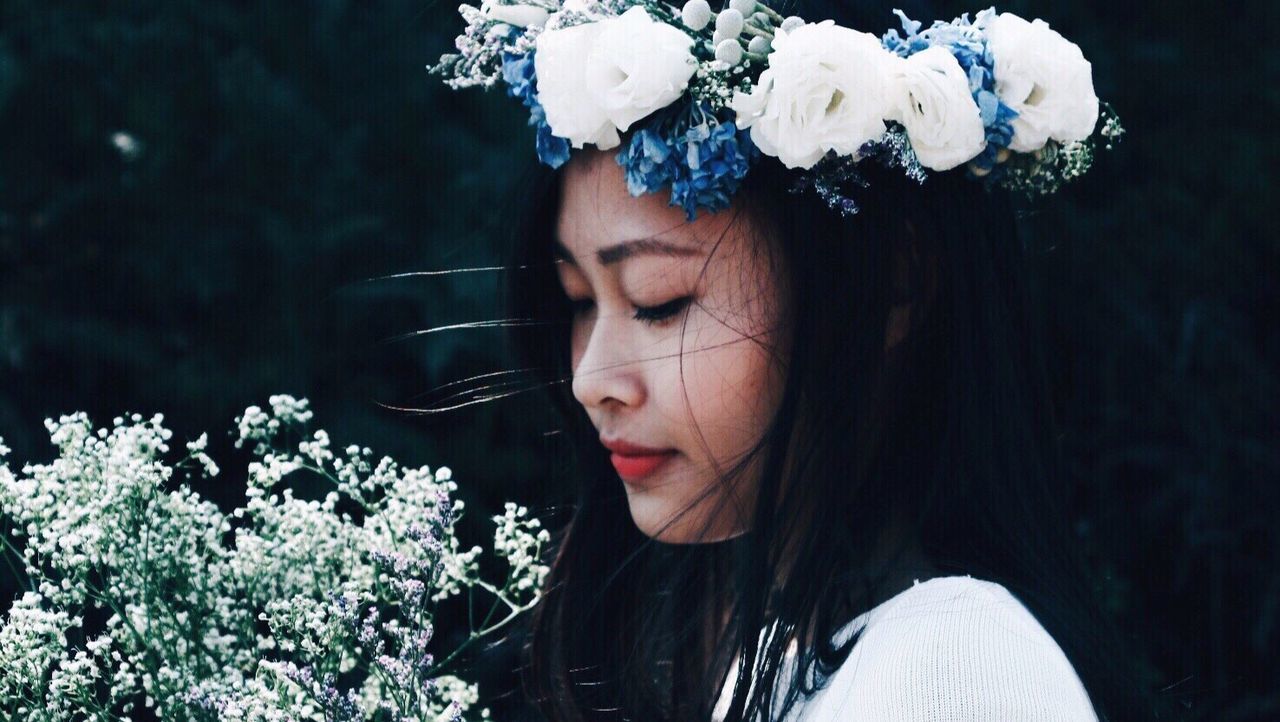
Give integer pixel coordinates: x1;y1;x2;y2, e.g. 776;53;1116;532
711;575;1099;721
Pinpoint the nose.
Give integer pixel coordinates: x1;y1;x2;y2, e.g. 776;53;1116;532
570;310;647;411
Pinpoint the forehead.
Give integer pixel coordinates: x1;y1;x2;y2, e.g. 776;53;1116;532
554;148;744;266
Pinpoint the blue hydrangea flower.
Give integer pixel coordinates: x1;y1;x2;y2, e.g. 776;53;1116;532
500;47;536;101
882;8;1018;179
617;127;680;197
500;47;570;169
670;113;757;220
881;10;929;56
615;103;759;221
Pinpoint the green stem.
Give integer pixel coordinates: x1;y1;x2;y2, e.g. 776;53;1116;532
297;461;378;516
473;578;521;614
476;597;538;638
423;576;540;681
428;603;499;676
0;530;34;592
82;582;169;700
422;629;480;679
754;2;784;23
467;584;475;634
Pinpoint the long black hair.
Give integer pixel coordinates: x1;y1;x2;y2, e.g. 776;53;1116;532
499;4;1165;721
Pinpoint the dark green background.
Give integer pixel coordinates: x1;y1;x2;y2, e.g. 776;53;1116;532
0;0;1276;719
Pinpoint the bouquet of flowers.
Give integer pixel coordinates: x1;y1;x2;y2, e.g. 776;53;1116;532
0;395;550;721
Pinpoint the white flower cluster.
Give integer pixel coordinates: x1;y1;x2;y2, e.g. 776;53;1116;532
535;5;698;149
728;10;1098;172
491;503;552;603
983;13;1098;154
0;397;549;720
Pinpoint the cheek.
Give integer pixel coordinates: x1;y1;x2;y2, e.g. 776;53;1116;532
668;309;785;450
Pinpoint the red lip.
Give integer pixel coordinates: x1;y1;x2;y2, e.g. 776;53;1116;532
609;451;676;480
601;437;677;481
600;437;673;456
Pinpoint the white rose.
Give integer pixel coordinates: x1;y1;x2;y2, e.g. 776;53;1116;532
984;12;1099;153
584;7;697;133
481;0;549;28
730;20;896;169
534;21;620;150
888;46;987;171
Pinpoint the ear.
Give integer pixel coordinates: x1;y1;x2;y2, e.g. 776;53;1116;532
884;219;937;353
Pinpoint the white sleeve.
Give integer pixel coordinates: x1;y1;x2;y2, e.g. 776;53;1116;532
803;576;1099;722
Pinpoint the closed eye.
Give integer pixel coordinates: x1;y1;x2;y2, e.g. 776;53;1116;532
567;297;692;326
632;297;692;325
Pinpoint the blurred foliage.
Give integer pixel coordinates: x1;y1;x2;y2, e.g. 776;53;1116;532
0;0;1276;720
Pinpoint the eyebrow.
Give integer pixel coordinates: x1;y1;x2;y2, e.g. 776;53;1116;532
553;237;702;267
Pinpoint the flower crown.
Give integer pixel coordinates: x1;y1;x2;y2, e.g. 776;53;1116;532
431;1;1124;220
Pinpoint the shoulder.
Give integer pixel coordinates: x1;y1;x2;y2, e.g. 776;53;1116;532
804;575;1098;722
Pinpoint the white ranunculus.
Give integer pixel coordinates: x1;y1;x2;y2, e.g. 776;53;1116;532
583;7;697;133
984;12;1099;153
729;20;897;169
889;46;987;171
534;21;620;150
481;0;549;28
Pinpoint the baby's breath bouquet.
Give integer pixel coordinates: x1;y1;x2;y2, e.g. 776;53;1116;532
0;395;550;721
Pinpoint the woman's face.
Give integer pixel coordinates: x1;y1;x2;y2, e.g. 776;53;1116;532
554;149;790;544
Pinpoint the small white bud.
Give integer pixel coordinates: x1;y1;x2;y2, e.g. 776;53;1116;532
715;8;744;37
681;0;712;30
751;10;771;24
780;15;804;32
715;38;744;65
747;35;771;53
111;132;141;161
729;0;756;16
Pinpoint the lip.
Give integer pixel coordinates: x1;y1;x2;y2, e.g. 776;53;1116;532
609;451;677;480
601;437;677;481
600;437;673;456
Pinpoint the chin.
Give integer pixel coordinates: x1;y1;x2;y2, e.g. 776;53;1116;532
625;488;747;544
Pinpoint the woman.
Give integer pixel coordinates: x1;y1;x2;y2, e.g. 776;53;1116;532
503;146;1154;721
432;0;1160;719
